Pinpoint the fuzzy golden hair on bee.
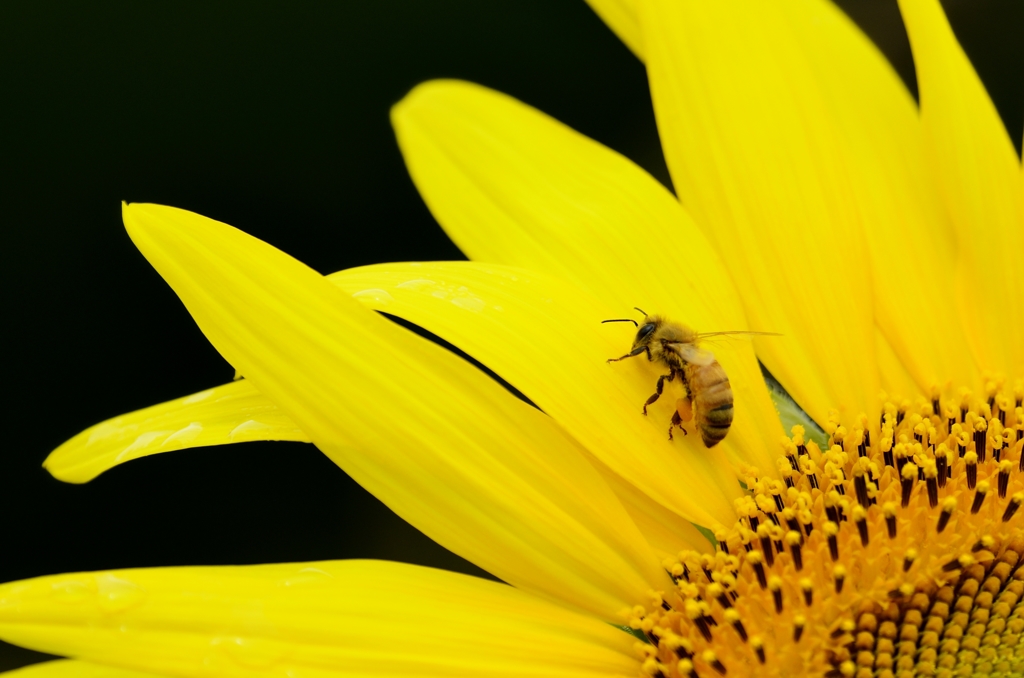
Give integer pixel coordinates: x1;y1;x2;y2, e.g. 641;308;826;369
603;308;778;447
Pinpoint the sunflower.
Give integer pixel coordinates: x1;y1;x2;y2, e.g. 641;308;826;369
3;0;1022;677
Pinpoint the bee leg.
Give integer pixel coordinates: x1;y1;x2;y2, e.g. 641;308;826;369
677;370;690;397
642;370;676;415
669;409;686;440
607;346;647;363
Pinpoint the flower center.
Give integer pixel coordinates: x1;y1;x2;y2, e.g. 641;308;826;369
629;381;1024;678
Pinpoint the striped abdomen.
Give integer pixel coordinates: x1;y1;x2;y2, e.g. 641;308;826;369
685;361;733;448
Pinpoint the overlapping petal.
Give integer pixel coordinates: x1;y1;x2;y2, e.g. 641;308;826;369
391;79;782;464
641;0;907;425
875;328;922;399
596;0;978;398
333;262;745;529
0;561;639;678
587;457;708;559
121;203;669;620
42;256;726;549
44;375;712;554
44;380;310;484
898;0;1024;377
0;662;166;678
764;2;977;393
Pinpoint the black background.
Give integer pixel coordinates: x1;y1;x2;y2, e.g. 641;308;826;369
1;1;1020;670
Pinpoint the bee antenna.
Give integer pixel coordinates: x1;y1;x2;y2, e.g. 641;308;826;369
602;318;639;327
633;307;648;317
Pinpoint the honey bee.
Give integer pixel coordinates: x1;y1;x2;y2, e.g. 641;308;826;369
603;308;776;447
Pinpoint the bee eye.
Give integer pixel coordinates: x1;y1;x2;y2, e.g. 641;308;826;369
636;323;656;341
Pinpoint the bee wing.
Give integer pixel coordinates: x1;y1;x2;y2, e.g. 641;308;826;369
695;330;782;339
668;342;716;366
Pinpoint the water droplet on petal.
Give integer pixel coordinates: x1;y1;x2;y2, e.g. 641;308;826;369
117;431;174;460
50;578;95;603
351;289;393;305
213;636;286;669
163;422;203;446
96;574;146;613
229;419;273;439
395;278;435;291
451;296;485;312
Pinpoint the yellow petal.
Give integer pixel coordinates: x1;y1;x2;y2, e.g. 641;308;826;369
875;329;922;400
778;4;978;393
593;0;977;395
0;561;639;678
898;0;1024;376
42;367;708;554
46;254;736;546
333;262;745;530
122;203;667;620
641;0;905;422
587;455;710;557
44;267;717;552
583;0;641;58
0;661;165;678
44;380;310;484
391;79;781;465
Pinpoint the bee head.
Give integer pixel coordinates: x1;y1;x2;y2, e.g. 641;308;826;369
633;320;658;348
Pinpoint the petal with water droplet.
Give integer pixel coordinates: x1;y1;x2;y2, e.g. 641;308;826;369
120;202;668;620
391;79;781;461
331;261;748;527
44;379;310;484
0;561;639;678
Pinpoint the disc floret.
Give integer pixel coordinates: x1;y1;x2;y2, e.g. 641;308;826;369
626;382;1024;677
